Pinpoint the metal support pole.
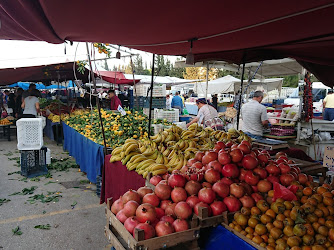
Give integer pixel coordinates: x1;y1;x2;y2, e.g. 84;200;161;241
148;54;155;135
130;57;138;110
236;61;246;130
205;62;209;100
85;42;107;154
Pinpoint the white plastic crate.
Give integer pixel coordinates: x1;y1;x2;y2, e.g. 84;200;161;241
154;109;179;123
17;118;44;150
134;84;166;97
152;124;164;135
173;121;187;130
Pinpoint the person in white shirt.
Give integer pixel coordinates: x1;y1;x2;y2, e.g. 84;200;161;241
166;95;172;109
186;98;218;127
241;91;269;139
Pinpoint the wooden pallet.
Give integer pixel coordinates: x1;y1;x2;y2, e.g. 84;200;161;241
221;223;266;250
105;199;200;250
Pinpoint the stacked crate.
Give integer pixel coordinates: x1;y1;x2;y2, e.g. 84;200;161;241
134;84;167;110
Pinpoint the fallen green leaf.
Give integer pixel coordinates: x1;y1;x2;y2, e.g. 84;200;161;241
0;198;11;206
34;224;51;230
12;226;22;235
9;186;37;196
8;171;21;175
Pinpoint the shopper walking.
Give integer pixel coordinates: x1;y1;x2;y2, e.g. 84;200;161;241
171;91;183;114
21;89;40;118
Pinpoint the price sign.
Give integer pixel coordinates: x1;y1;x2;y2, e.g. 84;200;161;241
323;146;334;171
117;105;127;116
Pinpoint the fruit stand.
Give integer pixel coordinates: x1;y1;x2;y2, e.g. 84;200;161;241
101;122;334;250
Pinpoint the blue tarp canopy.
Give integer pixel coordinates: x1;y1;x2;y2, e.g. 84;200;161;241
67;80;75;88
7;82;46;90
46;84;66;89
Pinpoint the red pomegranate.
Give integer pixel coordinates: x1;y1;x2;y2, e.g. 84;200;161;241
242;155;259;170
174;201;192;219
194;202;212;216
186;195;200;208
239;195;255;208
155;221;174;237
136;203;157;223
204;169;221;183
257;153;270;165
244;171;260;186
133;222;155;240
239;182;253;195
212;181;230;198
257;180;272;193
207;160;223;172
160;215;175;224
155;207;165;219
124;216;140;234
172;219;189;232
265;164;281;176
230;149;244;163
195;151;205;161
198;188;216;204
171;187;187;203
160;200;172;210
123;200;139;217
278;163;291;175
230;183;246;198
165;203;177;217
192;161;203;169
202;182;212;188
154;183;172;200
143;193;160;207
116;209;128;223
221;177;234;186
280;174;295;186
122;190;141;205
137;186;153;198
223;196;242;212
218;151;232;165
221;163;240;178
210;201;227;216
241;140;252;148
253;167;268;179
185;180;202;196
111;198;124;214
297;173;308;184
168;174;186;188
238;144;251;154
187;158;198;167
149;176;162;186
202;151;218;165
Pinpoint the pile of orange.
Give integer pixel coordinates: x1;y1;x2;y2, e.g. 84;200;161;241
229;183;334;250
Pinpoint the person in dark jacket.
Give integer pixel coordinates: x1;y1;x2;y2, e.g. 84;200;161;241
7;92;16;116
212;94;218;110
15;88;24;118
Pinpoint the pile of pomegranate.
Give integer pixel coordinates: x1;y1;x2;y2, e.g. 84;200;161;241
111;140;314;240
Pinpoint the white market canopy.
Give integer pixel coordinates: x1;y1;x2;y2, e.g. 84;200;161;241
197;75;283;95
123;74;199;87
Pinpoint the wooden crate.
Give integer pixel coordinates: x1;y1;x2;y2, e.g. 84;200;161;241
289;158;328;183
192;206;229;228
105;199;200;250
221;223;266;250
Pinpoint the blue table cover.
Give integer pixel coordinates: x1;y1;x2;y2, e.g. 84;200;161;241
62;122;104;183
185;103;198;115
204;225;255;250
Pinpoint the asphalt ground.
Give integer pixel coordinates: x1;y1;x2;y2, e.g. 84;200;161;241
0;134;109;250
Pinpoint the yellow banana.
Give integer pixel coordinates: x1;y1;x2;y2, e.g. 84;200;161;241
110;155;122;163
111;147;122;156
147;150;158;160
125;143;139;155
152;169;167;176
121;152;139;165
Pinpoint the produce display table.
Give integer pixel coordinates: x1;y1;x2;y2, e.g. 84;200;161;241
185;102;198;115
204;225;256;250
62;122;104;183
100;156;146;204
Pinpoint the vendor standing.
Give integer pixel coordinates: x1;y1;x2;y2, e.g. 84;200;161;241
186;98;218;128
323;89;334;121
171;91;183;114
241;91;268;139
21;89;40;118
108;89;122;110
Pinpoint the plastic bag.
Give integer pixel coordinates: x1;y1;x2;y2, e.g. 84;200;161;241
182;108;189;115
273;182;297;201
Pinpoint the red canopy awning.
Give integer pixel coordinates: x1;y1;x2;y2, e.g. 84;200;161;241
1;1;334;86
95;71;140;85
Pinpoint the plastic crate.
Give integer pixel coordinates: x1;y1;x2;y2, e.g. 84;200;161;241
20;147;48;178
17;118;44;150
134;84;166;97
154;108;179;122
143;97;166;109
